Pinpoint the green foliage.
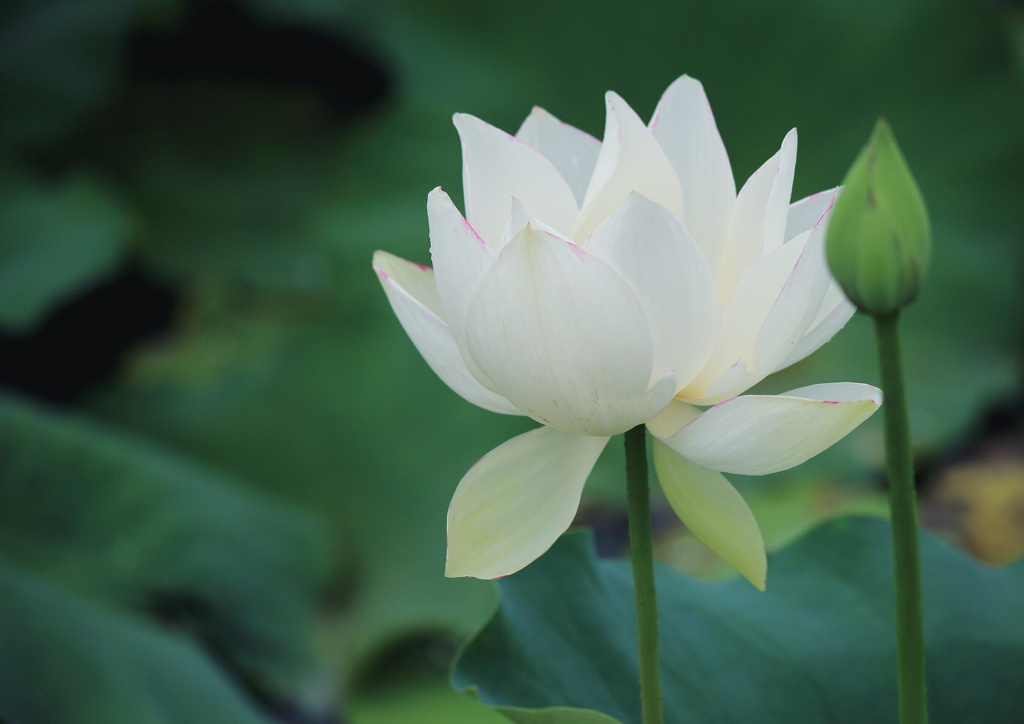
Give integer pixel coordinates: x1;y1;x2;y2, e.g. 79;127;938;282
0;171;132;331
455;518;1024;724
0;395;329;717
0;0;1022;718
495;708;622;724
89;311;503;674
0;558;270;724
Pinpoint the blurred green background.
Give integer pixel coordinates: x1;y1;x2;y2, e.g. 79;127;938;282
1;0;1022;721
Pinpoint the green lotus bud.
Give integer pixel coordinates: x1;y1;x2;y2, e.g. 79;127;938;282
826;119;931;316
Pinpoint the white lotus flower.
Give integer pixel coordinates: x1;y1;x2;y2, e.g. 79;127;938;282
373;75;881;588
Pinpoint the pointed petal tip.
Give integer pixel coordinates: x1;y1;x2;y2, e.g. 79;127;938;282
426;187;455;214
737;544;767;592
604;89;627;109
452;112;497;137
774;128;798;163
667;74;703;92
372;249;410;276
443;556;472;579
782;381;883;407
745;552;767;591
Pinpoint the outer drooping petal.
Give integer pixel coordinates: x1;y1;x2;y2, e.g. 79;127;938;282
372;251;521;415
446;427;609;579
454;113;579;248
463;225;676;436
586;193;719;389
655;383;882;475
649;75;736;273
653;440;766;590
716;129;798;304
573;92;685;243
516;106;601;207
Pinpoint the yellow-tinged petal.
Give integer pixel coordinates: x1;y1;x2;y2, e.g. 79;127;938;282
653;440;766;590
446;427;609;579
646;399;702;440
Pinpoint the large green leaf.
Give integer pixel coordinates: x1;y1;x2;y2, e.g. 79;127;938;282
0;557;270;724
0;171;132;331
454;518;1024;723
0;393;329;701
90;313;506;678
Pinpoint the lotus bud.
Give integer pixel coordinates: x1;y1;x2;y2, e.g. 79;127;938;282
826;119;931;316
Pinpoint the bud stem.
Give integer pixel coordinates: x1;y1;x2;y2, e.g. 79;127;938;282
625;425;664;724
874;311;928;723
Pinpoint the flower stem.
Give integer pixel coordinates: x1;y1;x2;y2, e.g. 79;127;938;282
874;311;928;724
624;425;664;724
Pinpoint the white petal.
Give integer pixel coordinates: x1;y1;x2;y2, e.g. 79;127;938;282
752;190;837;374
716;129;798;303
653;440;766;590
372;251;521;415
428;187;496;346
573;92;685;243
649;75;736;272
464;225;676;436
678;230;810;402
500;196;563;249
586;193;719;388
699;360;755;405
785;189;838;243
454;113;578;248
446;427;609;579
782;283;856;368
684;190;840;403
658;382;882;475
516;106;601;207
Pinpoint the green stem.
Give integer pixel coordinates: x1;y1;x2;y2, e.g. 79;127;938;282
874;312;928;724
624;425;664;724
